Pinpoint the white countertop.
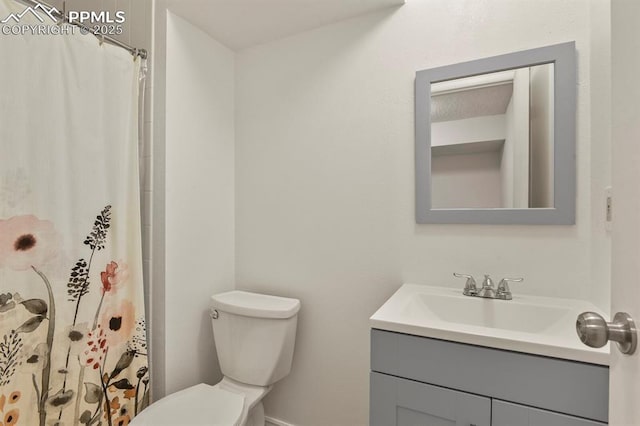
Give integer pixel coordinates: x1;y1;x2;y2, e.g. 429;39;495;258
370;284;610;366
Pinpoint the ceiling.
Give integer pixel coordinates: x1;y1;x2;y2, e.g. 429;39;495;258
166;0;405;51
431;84;514;123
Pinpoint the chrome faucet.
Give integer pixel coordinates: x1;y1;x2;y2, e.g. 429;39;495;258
454;273;523;300
477;275;496;298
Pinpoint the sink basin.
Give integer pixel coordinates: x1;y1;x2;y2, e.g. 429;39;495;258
370;284;609;365
405;293;572;333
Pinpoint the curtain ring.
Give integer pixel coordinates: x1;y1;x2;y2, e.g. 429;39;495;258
57;0;66;25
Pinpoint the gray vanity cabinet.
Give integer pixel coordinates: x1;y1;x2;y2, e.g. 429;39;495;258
492;401;606;426
371;372;491;426
370;329;609;426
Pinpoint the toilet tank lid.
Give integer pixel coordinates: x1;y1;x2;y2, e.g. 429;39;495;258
211;291;301;319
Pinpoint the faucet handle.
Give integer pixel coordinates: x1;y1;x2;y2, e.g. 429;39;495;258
453;273;478;296
496;277;524;300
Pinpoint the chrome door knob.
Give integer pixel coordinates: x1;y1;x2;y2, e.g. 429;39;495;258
576;311;637;355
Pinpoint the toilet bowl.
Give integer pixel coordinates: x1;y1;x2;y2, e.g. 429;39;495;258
130;378;269;426
131;291;300;426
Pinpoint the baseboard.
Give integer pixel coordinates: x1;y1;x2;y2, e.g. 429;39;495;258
265;415;296;426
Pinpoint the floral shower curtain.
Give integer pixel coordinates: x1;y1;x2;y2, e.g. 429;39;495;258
0;1;149;425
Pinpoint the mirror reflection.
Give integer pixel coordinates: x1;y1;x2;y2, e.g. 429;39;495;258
430;64;554;209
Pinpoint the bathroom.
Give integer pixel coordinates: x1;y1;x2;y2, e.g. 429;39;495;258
0;0;638;425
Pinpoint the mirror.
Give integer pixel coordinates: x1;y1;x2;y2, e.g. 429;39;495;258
431;64;554;209
415;42;576;224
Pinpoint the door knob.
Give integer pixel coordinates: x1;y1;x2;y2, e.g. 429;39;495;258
576;311;637;355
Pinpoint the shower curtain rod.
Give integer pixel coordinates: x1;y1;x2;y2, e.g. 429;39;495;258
15;0;148;59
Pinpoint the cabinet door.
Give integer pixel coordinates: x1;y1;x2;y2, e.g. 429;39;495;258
370;372;491;426
492;400;607;426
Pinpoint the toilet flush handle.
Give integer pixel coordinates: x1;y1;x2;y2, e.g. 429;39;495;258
210;308;219;319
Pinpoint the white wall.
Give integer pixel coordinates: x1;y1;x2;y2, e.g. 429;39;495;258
164;11;235;395
431;115;505;208
587;0;611;313
503;68;530;208
235;1;610;425
431;115;506;147
432;151;503;208
530;64;555;207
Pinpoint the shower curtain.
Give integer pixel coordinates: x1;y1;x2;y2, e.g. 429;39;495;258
0;1;149;425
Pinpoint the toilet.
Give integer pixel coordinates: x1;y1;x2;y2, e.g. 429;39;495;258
131;290;301;426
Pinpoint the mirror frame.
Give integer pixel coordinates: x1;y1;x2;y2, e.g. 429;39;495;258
415;42;576;225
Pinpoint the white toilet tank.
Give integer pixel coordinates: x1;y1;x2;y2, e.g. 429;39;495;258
210;291;300;386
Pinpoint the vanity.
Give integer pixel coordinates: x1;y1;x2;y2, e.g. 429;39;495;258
382;40;618;425
369;284;609;426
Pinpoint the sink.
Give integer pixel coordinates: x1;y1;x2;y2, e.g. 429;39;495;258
370;284;609;365
405;293;572;333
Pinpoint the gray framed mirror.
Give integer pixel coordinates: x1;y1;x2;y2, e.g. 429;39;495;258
415;42;576;224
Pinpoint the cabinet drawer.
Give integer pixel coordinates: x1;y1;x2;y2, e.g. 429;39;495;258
493;400;607;426
371;372;491;426
371;329;608;423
